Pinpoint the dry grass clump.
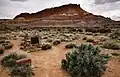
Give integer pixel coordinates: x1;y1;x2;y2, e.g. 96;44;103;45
41;43;52;50
1;52;33;77
53;39;61;46
102;40;120;50
65;43;76;49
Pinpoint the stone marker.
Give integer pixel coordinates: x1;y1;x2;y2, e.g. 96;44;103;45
31;35;41;44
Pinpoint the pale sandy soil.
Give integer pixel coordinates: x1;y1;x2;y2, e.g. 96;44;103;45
0;39;120;77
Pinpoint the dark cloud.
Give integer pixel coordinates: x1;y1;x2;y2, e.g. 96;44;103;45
94;0;120;4
0;0;10;6
10;0;28;2
112;15;120;21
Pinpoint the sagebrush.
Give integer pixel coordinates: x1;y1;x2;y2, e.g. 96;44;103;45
61;44;109;77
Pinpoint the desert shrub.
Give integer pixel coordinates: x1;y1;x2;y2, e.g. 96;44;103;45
46;38;53;42
111;52;120;56
10;63;32;77
94;33;100;36
1;52;33;77
0;40;5;44
70;28;76;32
53;39;61;46
41;43;52;50
5;40;11;43
42;36;48;39
99;36;109;42
20;41;25;46
65;43;76;49
61;44;109;77
2;43;13;49
77;28;83;32
102;41;120;50
1;52;26;67
86;38;94;42
82;37;87;40
110;29;120;40
85;32;93;35
85;27;97;33
99;28;111;33
0;45;5;54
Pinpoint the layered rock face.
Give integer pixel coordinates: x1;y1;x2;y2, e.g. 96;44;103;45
2;4;120;27
14;4;87;20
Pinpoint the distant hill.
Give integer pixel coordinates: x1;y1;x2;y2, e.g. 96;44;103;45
1;4;120;28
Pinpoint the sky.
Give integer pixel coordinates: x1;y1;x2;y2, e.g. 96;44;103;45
0;0;120;21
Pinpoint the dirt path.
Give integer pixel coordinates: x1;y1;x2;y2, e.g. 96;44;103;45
102;57;120;77
31;43;70;77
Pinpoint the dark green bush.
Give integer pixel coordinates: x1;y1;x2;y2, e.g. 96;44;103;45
41;43;52;50
1;52;26;67
61;44;109;77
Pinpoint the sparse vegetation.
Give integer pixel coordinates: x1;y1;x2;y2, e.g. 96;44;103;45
53;39;61;46
10;63;32;77
3;43;13;49
0;40;5;44
111;52;120;56
1;52;33;77
86;38;94;42
85;27;97;33
85;27;111;33
0;26;120;77
0;40;13;50
41;43;52;50
65;43;76;49
102;41;120;50
1;52;26;67
99;28;111;33
110;29;120;40
61;44;109;77
46;38;53;42
0;45;5;54
82;37;87;40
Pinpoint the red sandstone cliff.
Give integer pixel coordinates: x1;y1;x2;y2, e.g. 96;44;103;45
14;4;88;20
